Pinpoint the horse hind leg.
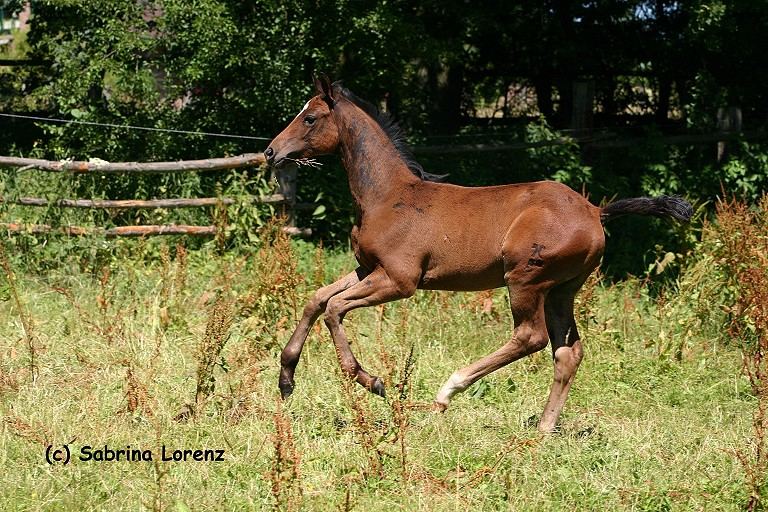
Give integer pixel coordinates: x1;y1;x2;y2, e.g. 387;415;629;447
538;279;586;433
434;283;549;411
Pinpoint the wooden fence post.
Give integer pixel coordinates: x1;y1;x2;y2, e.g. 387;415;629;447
273;167;298;227
717;106;742;162
571;79;595;136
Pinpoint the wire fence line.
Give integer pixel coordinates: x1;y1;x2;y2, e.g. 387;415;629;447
0;112;273;141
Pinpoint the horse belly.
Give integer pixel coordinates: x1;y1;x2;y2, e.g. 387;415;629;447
419;258;506;291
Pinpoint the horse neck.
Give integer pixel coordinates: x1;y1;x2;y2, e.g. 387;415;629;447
334;101;419;211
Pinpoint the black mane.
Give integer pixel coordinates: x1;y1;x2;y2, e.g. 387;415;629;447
332;82;447;182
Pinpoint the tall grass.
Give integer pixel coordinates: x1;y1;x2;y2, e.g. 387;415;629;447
194;292;236;408
0;210;762;510
269;398;303;511
714;196;768;510
0;241;38;380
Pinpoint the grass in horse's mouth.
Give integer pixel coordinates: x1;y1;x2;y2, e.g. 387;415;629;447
282;157;323;169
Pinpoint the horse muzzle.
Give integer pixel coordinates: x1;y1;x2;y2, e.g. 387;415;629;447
264;145;280;167
263;145;300;169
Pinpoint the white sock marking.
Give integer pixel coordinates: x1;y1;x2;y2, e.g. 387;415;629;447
435;372;467;406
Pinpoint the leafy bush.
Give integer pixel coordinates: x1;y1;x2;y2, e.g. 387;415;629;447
525;117;592;190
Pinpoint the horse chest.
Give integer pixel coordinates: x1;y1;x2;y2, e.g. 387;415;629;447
352;218;418;272
350;223;377;271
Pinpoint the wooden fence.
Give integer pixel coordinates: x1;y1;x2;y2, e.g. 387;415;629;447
0;153;313;238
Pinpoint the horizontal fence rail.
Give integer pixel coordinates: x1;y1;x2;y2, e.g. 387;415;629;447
0;195;316;211
0;195;288;208
0;153;265;173
0;222;313;238
1;223;218;237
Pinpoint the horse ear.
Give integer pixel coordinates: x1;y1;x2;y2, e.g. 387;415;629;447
313;73;335;107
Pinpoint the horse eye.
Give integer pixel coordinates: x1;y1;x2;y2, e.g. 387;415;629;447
304;115;316;125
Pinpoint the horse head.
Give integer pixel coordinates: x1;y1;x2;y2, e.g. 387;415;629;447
265;75;340;168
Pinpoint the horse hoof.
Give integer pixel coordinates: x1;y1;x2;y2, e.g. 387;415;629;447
371;377;386;398
537;422;559;434
432;402;448;413
279;379;294;399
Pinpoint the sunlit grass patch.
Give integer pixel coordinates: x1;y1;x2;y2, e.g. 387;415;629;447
0;231;757;510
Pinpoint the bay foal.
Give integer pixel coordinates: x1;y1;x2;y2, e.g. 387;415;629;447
265;76;692;432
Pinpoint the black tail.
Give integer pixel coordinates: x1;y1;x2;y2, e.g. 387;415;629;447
600;196;693;224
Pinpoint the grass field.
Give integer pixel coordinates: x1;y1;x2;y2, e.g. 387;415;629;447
0;224;761;511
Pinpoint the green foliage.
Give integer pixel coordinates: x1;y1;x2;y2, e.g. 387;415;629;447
294;162;355;245
524;118;592;189
718;142;768;200
215;169;276;247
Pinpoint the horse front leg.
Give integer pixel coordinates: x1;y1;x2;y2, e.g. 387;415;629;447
279;268;367;398
323;266;416;396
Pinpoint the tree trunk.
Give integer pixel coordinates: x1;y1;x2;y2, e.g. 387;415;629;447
556;79;574;128
656;77;671;124
534;76;554;120
430;63;463;133
571;79;595;135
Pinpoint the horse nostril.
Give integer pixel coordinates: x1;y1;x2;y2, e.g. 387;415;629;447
265;147;274;159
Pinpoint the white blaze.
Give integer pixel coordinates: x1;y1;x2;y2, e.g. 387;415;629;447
293;101;311;120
